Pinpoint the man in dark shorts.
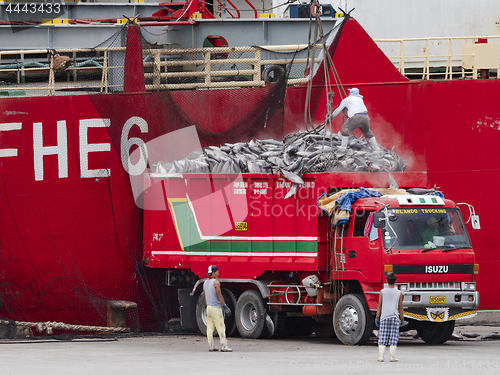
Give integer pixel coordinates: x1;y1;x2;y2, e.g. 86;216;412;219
376;273;404;362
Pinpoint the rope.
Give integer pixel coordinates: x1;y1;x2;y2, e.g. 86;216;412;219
0;319;130;335
303;0;321;131
310;11;347;134
303;2;348;134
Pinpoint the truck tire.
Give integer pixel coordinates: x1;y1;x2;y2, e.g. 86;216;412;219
258;311;286;339
333;294;373;345
195;293;213;337
235;290;268;339
270;311;287;337
195;289;238;337
222;289;238;337
416;320;455;344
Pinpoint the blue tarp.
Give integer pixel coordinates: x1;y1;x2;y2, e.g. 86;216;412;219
336;188;382;212
317;188;382;226
317;187;446;226
429;190;445;198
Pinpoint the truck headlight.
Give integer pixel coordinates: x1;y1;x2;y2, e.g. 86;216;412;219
462;282;476;291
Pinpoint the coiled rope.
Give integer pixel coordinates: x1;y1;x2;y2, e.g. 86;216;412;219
0;319;130;335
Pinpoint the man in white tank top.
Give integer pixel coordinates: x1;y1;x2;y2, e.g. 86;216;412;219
203;265;233;352
376;273;404;362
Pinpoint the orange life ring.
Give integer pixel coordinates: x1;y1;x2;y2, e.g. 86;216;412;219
310;1;321;18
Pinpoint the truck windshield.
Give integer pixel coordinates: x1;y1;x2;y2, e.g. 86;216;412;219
380;207;472;250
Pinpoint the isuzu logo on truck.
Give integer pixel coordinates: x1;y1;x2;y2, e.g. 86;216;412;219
425;265;449;274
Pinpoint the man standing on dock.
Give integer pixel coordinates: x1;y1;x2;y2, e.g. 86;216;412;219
329;88;381;152
204;265;233;352
376;273;404;362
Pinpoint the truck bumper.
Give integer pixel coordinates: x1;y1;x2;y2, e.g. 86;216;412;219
402;290;479;322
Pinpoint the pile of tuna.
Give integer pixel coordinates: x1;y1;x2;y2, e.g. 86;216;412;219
155;131;406;178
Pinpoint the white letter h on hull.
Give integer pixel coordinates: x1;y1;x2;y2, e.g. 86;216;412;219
33;121;68;181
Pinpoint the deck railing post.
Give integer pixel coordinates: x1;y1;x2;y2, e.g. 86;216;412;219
48;53;54;96
205;51;211;84
399;40;404;75
154;51;161;89
72;51;77;82
444;38;453;81
254;49;261;84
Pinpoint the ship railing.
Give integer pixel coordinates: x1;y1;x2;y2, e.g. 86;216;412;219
0;44;323;97
374;36;500;80
142;44;323;90
0;47;126;96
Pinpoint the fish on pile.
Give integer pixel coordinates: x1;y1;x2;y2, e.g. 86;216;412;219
154;131;407;198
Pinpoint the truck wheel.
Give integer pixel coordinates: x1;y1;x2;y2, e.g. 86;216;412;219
195;290;238;337
258;311;286;339
196;293;213;337
333;294;373;345
270;311;287;337
222;288;238;337
235;290;267;339
417;320;455;344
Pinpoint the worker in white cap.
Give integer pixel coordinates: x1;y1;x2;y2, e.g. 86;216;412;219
203;265;233;352
329;87;381;152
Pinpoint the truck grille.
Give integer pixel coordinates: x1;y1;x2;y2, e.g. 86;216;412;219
405;282;461;291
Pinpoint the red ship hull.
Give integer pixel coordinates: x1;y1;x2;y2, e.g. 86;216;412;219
0;18;498;332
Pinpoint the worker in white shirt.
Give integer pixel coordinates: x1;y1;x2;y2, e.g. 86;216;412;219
329;88;380;152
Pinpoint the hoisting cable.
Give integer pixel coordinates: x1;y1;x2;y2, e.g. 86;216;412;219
314;11;335;134
303;0;321;131
304;5;349;135
310;11;346;134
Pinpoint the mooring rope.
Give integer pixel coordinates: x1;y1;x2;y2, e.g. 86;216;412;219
0;319;130;335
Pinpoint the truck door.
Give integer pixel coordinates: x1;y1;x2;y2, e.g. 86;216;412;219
343;209;382;283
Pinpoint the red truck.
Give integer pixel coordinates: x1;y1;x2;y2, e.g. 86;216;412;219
142;171;480;345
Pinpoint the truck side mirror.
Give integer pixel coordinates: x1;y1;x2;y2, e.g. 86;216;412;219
471;214;481;230
373;212;386;228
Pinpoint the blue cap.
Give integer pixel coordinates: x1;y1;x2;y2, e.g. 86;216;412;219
349;88;363;98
